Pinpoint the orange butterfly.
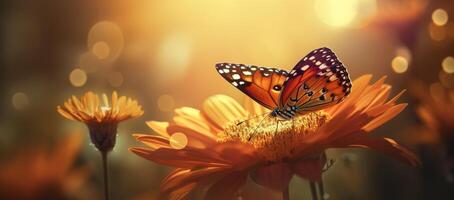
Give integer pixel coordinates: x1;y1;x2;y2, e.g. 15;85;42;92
215;47;351;120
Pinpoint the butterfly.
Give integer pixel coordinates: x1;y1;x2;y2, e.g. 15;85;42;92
215;47;352;120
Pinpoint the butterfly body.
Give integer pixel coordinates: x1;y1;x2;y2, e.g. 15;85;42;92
216;47;352;121
270;106;298;120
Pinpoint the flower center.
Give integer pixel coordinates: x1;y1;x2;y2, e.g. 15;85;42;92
219;111;330;161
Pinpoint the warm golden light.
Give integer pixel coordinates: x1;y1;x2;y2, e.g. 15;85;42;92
155;34;192;80
439;70;454;88
92;41;110;59
395;46;412;62
69;68;87;87
432;8;449;26
429;82;444;99
391;56;408;73
78;52;101;73
157;94;175;112
108;72;124;87
315;0;364;27
428;23;447;41
442;56;454;74
87;21;124;60
12;92;29;110
169;132;188;150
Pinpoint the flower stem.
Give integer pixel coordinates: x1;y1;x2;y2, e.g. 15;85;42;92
317;181;325;200
101;151;110;200
309;181;319;200
282;185;290;200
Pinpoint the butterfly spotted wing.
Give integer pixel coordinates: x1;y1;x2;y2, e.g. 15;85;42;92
215;63;288;110
279;47;352;114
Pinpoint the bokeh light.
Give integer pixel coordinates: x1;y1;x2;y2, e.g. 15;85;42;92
154;34;192;81
87;21;124;60
442;56;454;74
314;0;359;27
69;68;87;87
391;56;408;73
92;41;110;60
169;132;188;149
395;46;412;62
11;92;29;110
108;72;124;87
157;94;175;112
432;8;449;26
314;0;376;27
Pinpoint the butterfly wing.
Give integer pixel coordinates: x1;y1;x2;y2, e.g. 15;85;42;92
279;47;352;114
215;63;288;110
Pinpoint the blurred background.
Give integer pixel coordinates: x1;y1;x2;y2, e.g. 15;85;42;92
1;0;454;199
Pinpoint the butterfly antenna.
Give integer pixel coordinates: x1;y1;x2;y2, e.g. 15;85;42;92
247;114;270;141
236;112;270;126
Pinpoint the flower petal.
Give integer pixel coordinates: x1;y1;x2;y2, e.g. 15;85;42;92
146;121;170;138
129;147;229;168
363;103;407;132
331;135;421;166
132;134;171;149
205;171;248;200
173;107;217;139
251;163;293;191
161;167;229;196
202;95;248;129
292;156;326;182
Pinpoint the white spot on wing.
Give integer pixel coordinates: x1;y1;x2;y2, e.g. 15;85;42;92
301;65;310;71
242;71;252;75
232;74;241;80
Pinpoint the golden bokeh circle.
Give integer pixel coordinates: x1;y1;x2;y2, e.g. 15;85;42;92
12;92;29;110
157;94;175;112
391;56;408;74
442;56;454;74
92;41;110;60
432;8;449;26
69;68;87;87
87;21;124;60
314;0;359;27
169;132;188;149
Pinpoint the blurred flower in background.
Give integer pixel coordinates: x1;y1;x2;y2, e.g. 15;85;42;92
131;75;419;200
57;91;143;200
408;81;454;181
58;91;143;152
0;133;89;200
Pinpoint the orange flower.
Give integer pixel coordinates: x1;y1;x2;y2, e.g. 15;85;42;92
411;82;454;143
130;75;420;200
57;91;143;152
0;133;89;200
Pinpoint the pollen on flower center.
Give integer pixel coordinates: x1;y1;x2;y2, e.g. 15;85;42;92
219;111;331;161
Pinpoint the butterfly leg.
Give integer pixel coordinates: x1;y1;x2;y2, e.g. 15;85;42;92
247;114;269;141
